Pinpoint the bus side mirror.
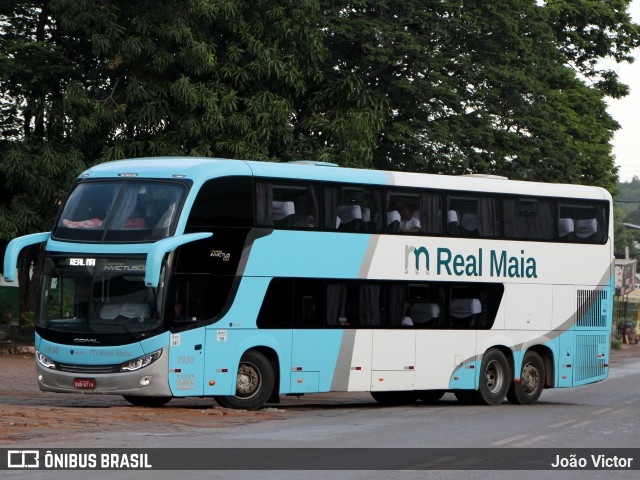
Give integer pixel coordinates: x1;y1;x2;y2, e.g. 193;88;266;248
3;232;51;282
144;232;213;288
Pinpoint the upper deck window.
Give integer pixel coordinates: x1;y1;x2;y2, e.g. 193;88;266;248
188;176;253;228
323;184;383;232
447;194;500;238
503;197;554;240
256;181;319;229
54;181;186;242
558;201;608;244
386;188;442;234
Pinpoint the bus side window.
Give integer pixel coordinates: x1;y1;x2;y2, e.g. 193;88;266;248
324;185;383;233
188;176;254;228
170;276;234;324
503;197;554;240
447;195;499;238
325;281;384;327
257;278;293;329
171;277;205;323
387;189;442;234
294;279;324;328
558;201;607;244
256;181;319;229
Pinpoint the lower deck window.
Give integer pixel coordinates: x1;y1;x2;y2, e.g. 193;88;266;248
257;278;504;330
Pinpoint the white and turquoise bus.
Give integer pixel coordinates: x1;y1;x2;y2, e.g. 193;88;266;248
3;158;613;409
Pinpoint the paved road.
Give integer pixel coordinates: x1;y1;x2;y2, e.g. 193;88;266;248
2;347;640;480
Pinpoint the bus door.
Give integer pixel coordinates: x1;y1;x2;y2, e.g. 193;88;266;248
168;328;205;396
167;277;207;396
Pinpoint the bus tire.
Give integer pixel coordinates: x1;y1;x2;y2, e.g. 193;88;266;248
417;390;445;403
123;395;172;407
506;350;545;405
215;350;274;410
476;349;510;405
371;391;418;405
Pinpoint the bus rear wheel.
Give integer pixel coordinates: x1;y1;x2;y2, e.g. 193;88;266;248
506;351;545;405
215;350;274;410
123;395;172;407
371;391;418;405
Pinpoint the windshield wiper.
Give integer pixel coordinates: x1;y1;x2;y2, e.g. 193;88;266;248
91;322;137;338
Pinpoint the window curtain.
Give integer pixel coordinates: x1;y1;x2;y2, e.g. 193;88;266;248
307;186;319;224
477;196;499;237
323;187;338;229
594;204;607;243
503;198;554;239
255;182;274;226
369;190;383;231
326;283;346;326
359;285;381;326
109;186;139;229
420;192;442;234
389;285;407;326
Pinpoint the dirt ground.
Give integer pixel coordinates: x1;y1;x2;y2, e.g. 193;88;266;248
0;354;289;446
1;343;638;445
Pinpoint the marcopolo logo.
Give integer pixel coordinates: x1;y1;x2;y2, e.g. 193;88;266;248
405;244;538;279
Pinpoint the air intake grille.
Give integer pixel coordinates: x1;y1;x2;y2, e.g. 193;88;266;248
576;289;608;328
574;333;607;384
56;363;121;374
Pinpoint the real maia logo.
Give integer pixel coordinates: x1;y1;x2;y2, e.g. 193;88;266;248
405;245;538;279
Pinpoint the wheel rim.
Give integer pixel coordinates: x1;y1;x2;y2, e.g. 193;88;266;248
236;362;261;399
520;362;540;395
485;359;504;394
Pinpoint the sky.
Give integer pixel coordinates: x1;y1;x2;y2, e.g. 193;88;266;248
608;0;640;182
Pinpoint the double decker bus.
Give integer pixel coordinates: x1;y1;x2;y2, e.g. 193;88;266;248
3;157;613;409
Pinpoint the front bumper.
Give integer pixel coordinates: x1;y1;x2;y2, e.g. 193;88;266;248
36;346;172;397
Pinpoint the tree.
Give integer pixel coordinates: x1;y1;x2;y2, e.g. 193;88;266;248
546;0;639;98
2;0;639;317
50;0;328;163
615;206;639;259
312;0;637;192
0;1;86;318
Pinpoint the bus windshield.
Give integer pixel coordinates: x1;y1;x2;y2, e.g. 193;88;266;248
54;180;186;242
38;257;163;336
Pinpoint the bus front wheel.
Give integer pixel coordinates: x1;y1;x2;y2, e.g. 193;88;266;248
506;351;545;405
215;350;274;410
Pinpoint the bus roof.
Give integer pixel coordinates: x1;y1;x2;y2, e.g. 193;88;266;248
80;157;611;201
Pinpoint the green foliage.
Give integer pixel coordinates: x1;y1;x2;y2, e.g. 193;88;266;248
49;0;327;163
2;0;638;316
546;0;639;97
614;205;639;258
1;0;638;235
616;176;640;217
313;0;628;191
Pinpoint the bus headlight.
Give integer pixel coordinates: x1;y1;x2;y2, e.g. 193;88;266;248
35;351;57;369
120;350;162;372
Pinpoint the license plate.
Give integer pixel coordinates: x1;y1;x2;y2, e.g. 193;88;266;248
73;378;96;389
